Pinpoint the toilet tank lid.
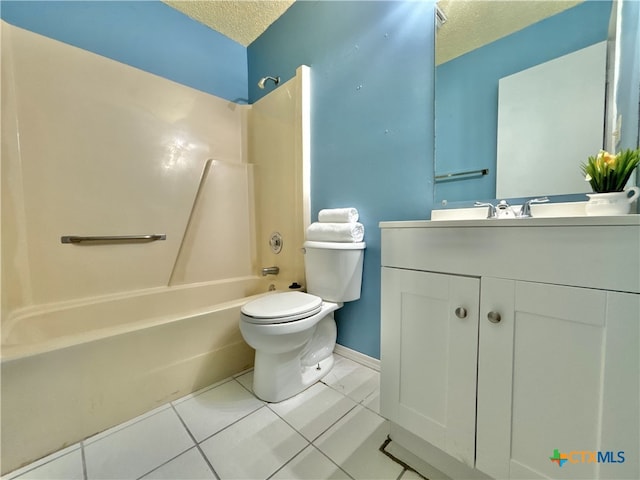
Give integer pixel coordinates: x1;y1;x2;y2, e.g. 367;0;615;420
303;241;366;250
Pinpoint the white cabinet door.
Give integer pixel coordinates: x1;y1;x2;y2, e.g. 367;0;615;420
380;267;480;467
476;279;639;480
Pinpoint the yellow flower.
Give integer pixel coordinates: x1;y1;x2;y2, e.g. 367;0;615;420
581;148;640;193
597;150;618;169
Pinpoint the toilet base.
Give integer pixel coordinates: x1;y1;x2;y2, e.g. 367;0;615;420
253;348;335;403
243;308;339;403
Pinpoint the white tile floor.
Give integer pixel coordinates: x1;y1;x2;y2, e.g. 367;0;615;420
4;355;422;480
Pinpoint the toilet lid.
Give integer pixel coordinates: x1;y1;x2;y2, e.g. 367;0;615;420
241;291;322;323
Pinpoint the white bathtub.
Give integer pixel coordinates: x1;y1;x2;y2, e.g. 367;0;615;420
1;277;266;475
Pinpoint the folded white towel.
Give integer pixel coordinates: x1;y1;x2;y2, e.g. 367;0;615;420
318;207;359;223
306;222;365;242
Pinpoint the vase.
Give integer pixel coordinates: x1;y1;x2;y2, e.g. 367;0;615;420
585;186;640;216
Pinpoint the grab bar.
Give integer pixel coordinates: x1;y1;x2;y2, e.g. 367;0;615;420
61;234;166;244
435;168;489;182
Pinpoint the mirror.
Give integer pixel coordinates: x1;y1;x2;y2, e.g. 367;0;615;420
434;0;617;205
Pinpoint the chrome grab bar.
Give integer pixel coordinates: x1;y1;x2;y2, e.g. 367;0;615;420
61;234;166;244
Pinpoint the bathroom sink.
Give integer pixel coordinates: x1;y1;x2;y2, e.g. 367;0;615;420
529;201;587;217
431;201;588;221
430;207;489;221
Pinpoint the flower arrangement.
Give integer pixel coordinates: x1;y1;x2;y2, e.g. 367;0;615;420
581;148;640;193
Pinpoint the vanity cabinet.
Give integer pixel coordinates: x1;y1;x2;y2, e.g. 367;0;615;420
381;268;479;466
380;217;639;480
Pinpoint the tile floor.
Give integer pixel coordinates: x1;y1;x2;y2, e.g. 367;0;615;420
4;355;423;480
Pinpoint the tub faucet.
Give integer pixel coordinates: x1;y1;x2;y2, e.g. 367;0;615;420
261;266;279;276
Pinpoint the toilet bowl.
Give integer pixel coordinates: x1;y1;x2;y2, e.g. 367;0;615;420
240;241;365;402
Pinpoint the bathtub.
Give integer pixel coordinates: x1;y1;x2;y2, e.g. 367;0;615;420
1;277;266;475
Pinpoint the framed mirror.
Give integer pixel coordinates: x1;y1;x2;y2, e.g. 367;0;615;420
434;0;617;205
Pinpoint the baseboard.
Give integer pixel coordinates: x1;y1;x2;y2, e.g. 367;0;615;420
333;344;380;372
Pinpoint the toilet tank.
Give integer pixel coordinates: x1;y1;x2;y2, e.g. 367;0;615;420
303;241;366;302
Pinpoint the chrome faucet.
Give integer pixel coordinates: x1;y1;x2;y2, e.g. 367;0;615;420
519;197;549;218
474;201;497;218
495;199;517;217
261;266;279;276
476;197;550;218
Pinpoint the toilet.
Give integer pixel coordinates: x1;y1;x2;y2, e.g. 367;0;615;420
240;240;365;402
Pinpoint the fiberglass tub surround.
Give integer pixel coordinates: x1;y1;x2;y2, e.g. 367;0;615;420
1;22;311;474
1;21;253;310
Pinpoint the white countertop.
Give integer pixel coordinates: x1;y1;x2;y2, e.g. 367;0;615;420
379;215;640;229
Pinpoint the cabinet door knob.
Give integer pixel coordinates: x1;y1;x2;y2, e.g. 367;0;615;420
455;307;468;319
487;311;502;323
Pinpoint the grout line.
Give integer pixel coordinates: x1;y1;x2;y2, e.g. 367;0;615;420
193;445;221;480
168;404;221;480
83;404;172;446
2;445;82;480
171;376;236;407
262;382;359;444
308;401;359;443
233;373;255;396
256;401;313;478
171;403;199;446
232;366;254;378
133;446;193;480
264;402;304;433
192;403;266;445
80;442;88;480
320;377;378;409
171;377;265;447
312;445;357;480
264;443;312;480
268;401;347;445
360;390;385;418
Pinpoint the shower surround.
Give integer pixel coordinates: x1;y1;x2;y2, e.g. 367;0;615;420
0;21;310;474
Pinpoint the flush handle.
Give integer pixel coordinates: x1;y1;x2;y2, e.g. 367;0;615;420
487;311;502;323
455;307;468;319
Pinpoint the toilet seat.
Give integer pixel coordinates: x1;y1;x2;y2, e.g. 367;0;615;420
241;291;323;324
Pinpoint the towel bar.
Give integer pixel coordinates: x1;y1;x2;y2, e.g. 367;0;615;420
435;168;489;182
61;234;166;244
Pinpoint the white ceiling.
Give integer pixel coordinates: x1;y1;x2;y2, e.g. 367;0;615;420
163;1;583;62
163;0;295;46
436;1;583;65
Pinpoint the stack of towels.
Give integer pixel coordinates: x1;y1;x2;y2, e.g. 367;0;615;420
306;207;364;242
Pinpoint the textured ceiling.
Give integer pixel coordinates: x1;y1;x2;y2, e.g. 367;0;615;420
437;1;583;65
163;1;582;63
164;0;295;46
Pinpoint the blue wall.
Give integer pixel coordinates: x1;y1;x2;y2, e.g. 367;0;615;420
435;1;612;204
249;1;436;359
0;1;248;103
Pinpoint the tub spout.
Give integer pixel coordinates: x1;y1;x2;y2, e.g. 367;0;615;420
261;266;279;276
